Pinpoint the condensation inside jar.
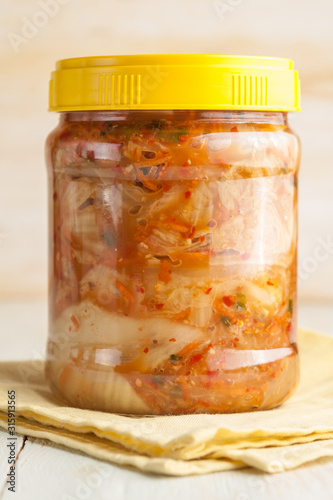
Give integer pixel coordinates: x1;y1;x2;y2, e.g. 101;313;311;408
46;110;300;415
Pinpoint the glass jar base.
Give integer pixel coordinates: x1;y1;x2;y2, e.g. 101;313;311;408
46;352;299;415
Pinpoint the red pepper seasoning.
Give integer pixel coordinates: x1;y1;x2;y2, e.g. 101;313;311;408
223;296;234;307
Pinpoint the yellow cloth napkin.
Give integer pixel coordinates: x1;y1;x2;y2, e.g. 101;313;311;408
1;328;333;476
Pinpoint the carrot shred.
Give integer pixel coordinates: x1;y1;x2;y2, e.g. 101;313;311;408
164;216;191;234
70;314;80;331
115;279;135;303
59;363;73;387
187;226;196;238
158;260;172;284
172;309;190;320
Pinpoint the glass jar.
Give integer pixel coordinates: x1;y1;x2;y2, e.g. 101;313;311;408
46;55;301;415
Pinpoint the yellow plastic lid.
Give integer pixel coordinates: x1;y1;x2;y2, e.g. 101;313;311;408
49;54;300;112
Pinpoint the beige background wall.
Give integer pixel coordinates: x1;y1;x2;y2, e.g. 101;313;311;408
1;0;333;304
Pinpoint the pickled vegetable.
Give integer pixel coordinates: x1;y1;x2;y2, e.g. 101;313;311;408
46;110;300;414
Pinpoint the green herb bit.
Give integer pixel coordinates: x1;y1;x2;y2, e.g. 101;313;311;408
100;131;106;138
170;385;183;397
221;315;232;327
234;302;246;311
105;121;114;133
157;128;188;143
152;375;164;386
170;354;183;363
140;167;150;176
145;120;164;131
234;293;247;311
114;125;133;140
101;231;116;248
236;293;246;303
288;299;293;314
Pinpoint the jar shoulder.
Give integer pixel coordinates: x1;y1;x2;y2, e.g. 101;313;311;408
46;113;300;179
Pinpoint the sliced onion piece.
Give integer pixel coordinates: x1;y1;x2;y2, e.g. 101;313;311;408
51;301;209;371
48;358;150;414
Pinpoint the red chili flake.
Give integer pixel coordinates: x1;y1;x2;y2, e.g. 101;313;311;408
53;191;58;202
189;353;203;365
182;162;188;167
230;126;239;133
155;303;164;310
169;338;176;342
184;191;191;199
246;387;250;393
200;236;205;242
234;337;240;342
267;280;274;286
143;347;149;354
86;150;95;161
253;319;258;324
205;287;213;295
241;252;251;260
223;296;234;307
136;285;145;293
187;226;196;238
179;135;188;142
162;181;172;192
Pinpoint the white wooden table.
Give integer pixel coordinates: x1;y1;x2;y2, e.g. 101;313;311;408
1;301;333;500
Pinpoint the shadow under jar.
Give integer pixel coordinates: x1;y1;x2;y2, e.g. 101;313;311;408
46;55;301;415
